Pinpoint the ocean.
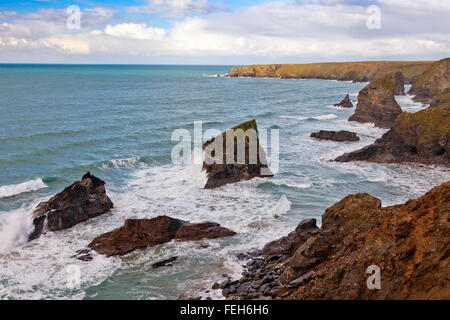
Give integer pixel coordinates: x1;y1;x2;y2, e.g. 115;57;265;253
0;64;448;299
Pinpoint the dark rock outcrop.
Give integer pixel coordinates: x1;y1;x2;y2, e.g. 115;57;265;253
393;71;406;95
263;219;319;256
336;104;449;166
227;182;450;300
409;58;450;104
175;222;236;241
29;172;113;241
333;94;353;108
87;216;236;256
311;130;360;142
203;119;273;189
349;74;403;129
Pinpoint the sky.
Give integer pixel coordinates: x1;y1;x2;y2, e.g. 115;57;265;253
0;0;449;64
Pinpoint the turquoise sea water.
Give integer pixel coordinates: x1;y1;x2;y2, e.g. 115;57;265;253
0;64;448;299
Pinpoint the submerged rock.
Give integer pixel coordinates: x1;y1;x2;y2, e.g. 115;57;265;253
87;216;236;256
311;130;360;142
29;172;113;241
336;104;449;166
409;58;450;104
202;119;273;189
349;74;403;129
151;256;180;269
333;94;353;108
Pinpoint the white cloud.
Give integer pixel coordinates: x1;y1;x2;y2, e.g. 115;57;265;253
104;23;166;40
0;0;449;63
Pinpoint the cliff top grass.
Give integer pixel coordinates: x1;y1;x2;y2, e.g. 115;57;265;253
203;119;258;149
229;61;434;82
365;74;395;91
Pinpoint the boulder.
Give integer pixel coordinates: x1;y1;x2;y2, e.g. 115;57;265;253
409;58;450;104
263;219;319;256
349;74;403;129
29;172;113;241
87;216;236;256
311;130;360;142
336;104;449;166
393;71;406;95
333;94;353;108
203;119;273;189
175;222;236;241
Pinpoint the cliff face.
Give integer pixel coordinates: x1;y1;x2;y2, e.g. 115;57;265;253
348;74;403;129
336;104;450;166
278;182;450;300
228;61;433;83
409;58;450;103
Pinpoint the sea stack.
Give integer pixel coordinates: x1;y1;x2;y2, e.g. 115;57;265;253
393;72;406;95
29;172;113;241
333;94;353;108
202;119;273;189
349;74;403;129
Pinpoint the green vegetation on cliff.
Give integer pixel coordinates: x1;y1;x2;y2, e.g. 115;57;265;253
229;61;434;83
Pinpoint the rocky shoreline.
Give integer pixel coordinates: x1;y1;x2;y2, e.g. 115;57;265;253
222;182;450;300
18;57;449;300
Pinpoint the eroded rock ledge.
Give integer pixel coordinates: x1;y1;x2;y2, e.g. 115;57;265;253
225;182;450;300
336;104;449;166
311;130;359;142
87;216;236;256
29;172;113;241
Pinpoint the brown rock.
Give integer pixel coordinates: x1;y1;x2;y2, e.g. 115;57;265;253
349;74;403;129
311;130;360;142
409;58;450;104
88;216;186;256
393;71;406;95
263;219;319;256
334;94;353;108
88;217;236;256
175;222;236;241
276;182;450;300
336;104;450;166
29;172;113;241
202;119;273;189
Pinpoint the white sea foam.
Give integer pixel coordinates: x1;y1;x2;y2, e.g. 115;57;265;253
281;113;337;121
0;207;34;254
0;178;47;199
99;157;146;169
